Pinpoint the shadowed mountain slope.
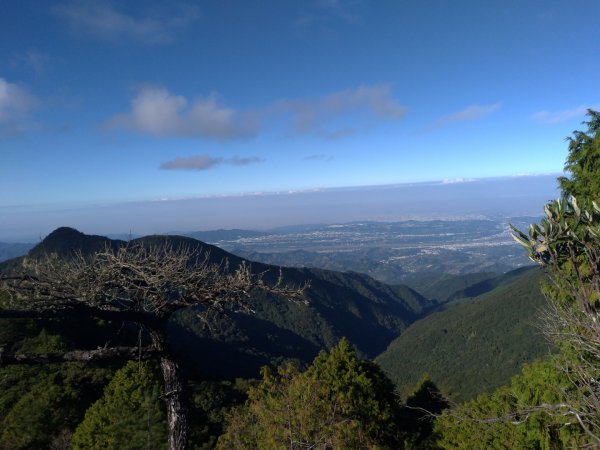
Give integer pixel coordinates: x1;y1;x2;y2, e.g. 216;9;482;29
1;227;434;378
376;267;551;402
402;271;499;302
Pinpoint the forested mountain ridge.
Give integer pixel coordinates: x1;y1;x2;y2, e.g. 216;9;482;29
0;229;568;448
1;227;434;376
0;226;439;447
1;112;596;450
376;266;551;401
444;265;538;302
401;271;499;302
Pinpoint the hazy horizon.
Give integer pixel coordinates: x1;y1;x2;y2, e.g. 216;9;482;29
2;2;597;242
1;174;559;242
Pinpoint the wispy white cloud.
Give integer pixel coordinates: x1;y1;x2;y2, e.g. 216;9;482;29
532;105;593;124
230;156;265;166
304;154;334;161
442;177;475;184
53;1;199;44
428;102;502;130
160;156;221;171
12;50;50;76
298;0;362;27
25;50;47;75
107;86;258;140
273;84;406;139
323;128;356;140
108;84;402;141
0;77;39;136
160;155;265;171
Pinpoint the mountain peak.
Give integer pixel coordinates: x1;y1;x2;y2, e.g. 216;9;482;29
45;226;85;240
30;227;118;258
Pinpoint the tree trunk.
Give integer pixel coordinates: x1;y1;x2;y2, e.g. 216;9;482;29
160;354;187;450
1;307;189;449
150;327;187;450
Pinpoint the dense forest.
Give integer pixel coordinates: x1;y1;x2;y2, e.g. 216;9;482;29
0;110;599;449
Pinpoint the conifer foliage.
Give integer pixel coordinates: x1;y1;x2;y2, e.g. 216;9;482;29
558;110;600;202
71;361;167;450
509;110;600;444
434;110;600;449
0;238;304;450
217;338;403;449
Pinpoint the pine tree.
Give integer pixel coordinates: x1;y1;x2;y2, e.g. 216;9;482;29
558;109;600;202
217;338;403;449
71;361;167;450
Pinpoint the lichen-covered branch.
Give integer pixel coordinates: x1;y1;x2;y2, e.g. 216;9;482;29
0;346;159;365
0;239;307;450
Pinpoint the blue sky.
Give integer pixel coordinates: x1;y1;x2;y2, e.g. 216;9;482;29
1;1;599;238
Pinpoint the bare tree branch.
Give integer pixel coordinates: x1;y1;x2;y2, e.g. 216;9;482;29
0;346;159;365
0;239;307;450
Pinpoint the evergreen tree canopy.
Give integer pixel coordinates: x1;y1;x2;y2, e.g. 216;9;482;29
0;329;113;450
217;338;403;449
511;196;600;444
1;237;304;450
435;358;585;450
306;338;402;446
401;376;448;449
508;112;600;446
71;361;167;450
558;109;600;203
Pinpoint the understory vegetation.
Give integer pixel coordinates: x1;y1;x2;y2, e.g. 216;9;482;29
0;110;599;449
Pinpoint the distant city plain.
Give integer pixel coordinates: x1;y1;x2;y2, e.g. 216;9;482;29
1;174;559;242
